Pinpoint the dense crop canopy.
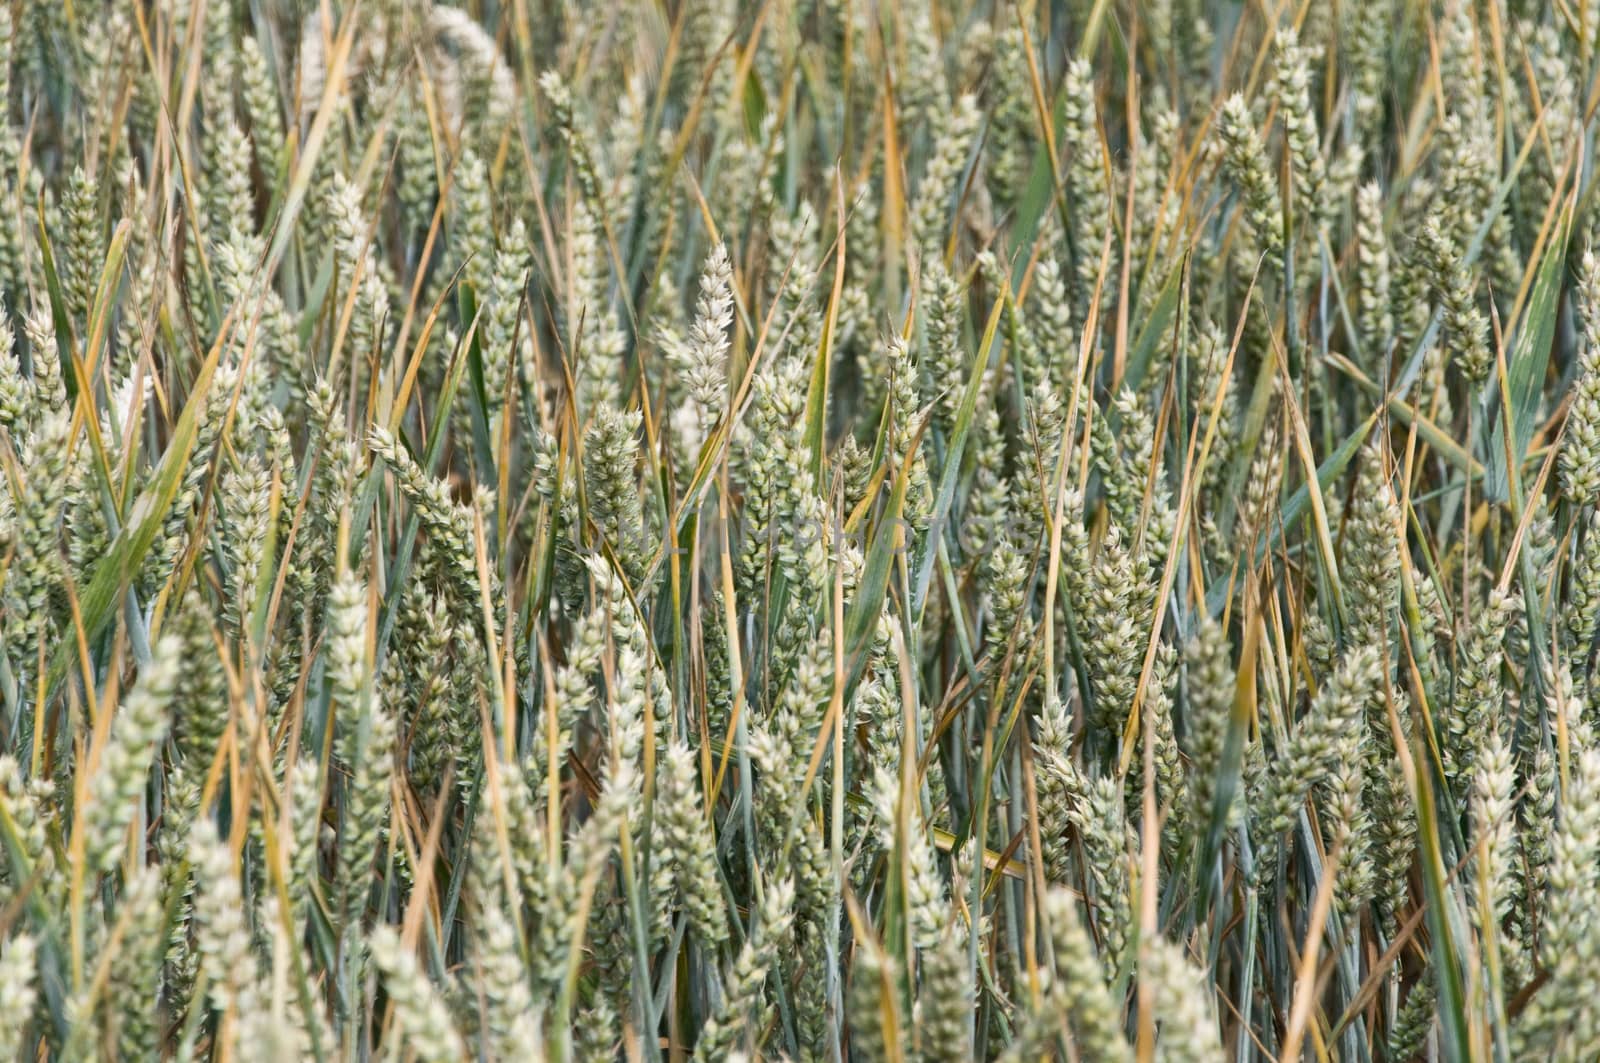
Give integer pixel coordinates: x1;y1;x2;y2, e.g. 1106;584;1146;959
4;1;1600;1060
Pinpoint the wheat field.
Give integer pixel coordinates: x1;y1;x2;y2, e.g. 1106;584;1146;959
0;0;1597;1060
